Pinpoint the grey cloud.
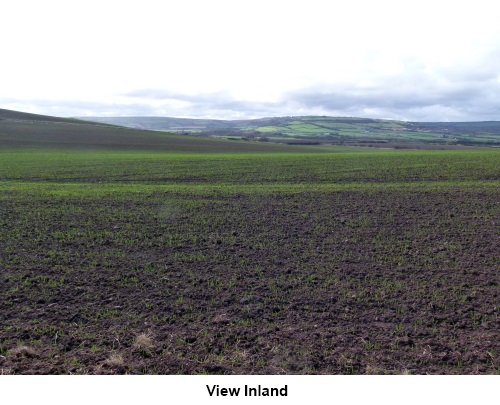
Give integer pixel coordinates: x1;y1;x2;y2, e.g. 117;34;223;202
281;73;500;121
125;88;277;111
285;86;481;111
125;89;227;103
0;98;163;118
123;62;500;121
123;89;287;118
4;67;500;122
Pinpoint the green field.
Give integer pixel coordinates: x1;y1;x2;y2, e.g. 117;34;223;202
1;149;499;186
0;109;499;374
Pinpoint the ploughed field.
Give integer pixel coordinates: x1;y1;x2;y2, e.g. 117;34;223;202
0;149;498;374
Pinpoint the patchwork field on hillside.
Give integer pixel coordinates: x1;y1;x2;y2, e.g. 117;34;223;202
80;115;500;148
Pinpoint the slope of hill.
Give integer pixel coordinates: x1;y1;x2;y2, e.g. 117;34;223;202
0;108;105;125
0;109;307;152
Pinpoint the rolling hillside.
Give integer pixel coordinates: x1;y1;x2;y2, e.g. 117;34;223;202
3;108;498;150
0;108;301;152
79;115;500;148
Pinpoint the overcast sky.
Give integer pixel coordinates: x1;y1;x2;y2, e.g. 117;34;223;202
2;0;500;121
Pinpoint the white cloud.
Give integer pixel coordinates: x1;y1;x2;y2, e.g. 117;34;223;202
2;0;500;121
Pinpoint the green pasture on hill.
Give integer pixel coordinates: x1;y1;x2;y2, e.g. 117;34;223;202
78;113;500;147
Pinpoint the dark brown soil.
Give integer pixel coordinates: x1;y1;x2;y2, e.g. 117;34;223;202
0;188;498;374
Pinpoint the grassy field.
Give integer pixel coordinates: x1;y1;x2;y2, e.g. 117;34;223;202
0;110;499;374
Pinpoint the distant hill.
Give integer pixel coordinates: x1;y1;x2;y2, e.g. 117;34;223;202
2;108;497;150
76;116;243;131
78;115;500;147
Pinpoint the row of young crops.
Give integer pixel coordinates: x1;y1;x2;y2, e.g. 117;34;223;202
0;147;498;374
